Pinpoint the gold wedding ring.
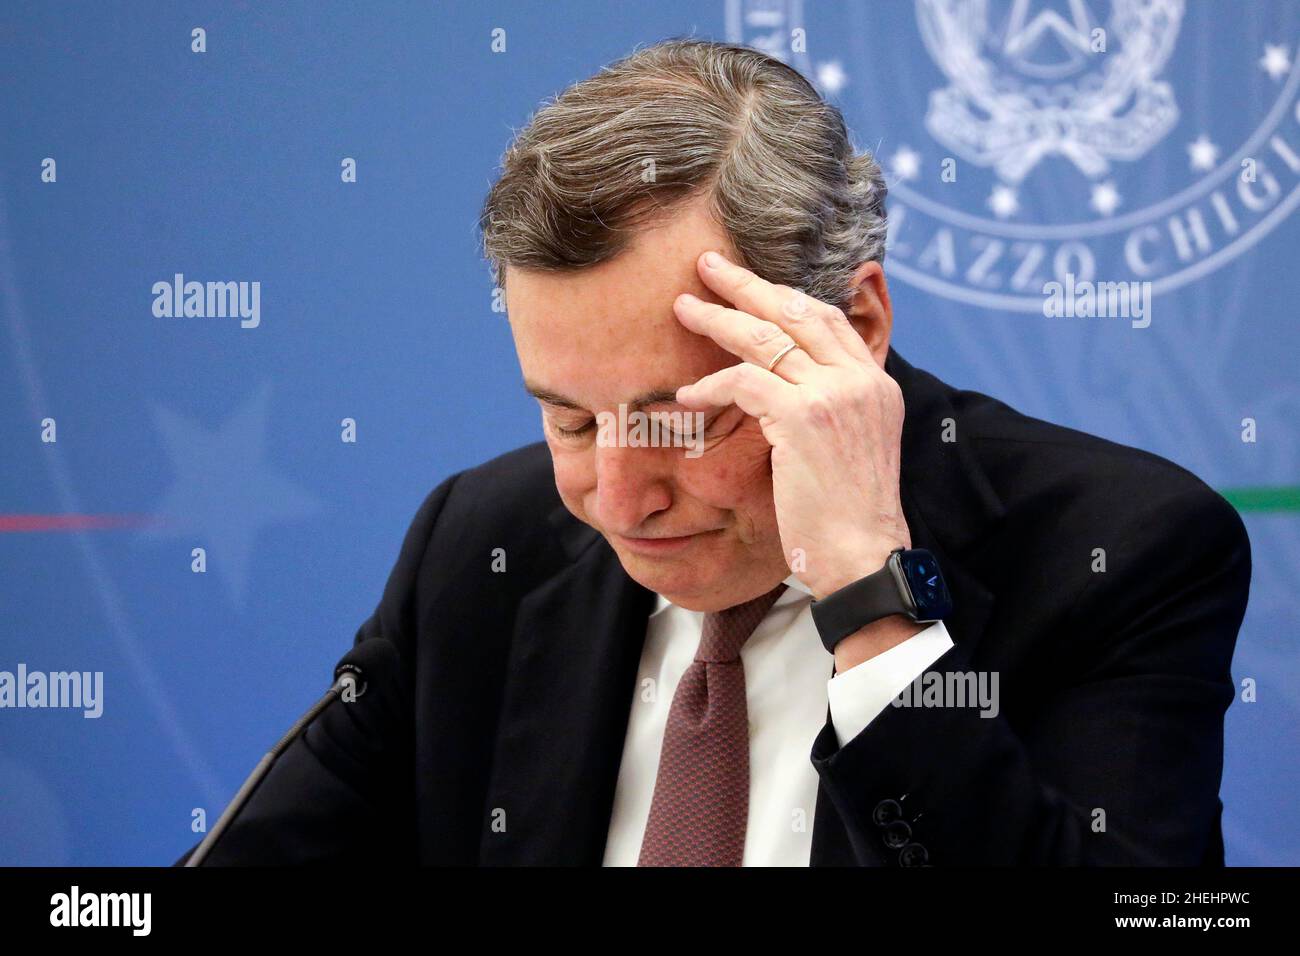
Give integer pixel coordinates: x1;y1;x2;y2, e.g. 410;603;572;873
766;341;799;373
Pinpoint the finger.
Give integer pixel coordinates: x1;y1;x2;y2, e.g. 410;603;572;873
696;251;848;365
674;293;819;380
675;362;796;421
808;292;876;365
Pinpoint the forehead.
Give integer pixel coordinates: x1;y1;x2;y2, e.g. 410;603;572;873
504;199;739;399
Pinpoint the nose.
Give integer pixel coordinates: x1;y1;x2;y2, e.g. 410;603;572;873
591;442;672;536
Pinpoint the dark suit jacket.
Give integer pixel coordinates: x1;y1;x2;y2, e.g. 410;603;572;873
176;349;1251;866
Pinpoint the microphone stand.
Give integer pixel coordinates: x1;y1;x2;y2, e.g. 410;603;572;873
184;670;362;867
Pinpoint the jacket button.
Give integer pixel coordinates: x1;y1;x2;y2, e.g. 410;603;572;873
872;799;903;825
882;820;912;849
899;843;929;867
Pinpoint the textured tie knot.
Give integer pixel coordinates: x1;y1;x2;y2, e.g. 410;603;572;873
695;582;788;663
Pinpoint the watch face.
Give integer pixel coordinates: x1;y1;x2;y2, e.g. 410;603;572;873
899;549;952;620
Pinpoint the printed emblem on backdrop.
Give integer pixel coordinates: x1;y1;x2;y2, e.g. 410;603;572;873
728;0;1300;312
727;0;1300;865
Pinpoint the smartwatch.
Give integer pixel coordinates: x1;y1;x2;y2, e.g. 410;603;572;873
811;548;952;653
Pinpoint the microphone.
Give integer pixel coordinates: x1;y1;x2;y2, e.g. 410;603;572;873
184;638;401;867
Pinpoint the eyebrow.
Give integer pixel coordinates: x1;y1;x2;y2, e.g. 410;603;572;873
524;382;684;412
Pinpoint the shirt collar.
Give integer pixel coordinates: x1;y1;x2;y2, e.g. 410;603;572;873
649;572;813;618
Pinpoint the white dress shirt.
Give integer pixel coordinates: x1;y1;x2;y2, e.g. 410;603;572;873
601;573;953;866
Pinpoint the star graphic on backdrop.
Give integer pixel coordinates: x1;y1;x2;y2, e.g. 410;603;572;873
987;184;1021;219
1090;180;1122;216
815;60;848;95
1260;44;1292;82
138;383;321;610
1187;134;1220;172
889;145;922;182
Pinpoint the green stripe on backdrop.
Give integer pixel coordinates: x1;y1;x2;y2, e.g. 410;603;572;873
1220;487;1300;512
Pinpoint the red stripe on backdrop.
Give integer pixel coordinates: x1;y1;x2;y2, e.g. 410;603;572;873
0;514;167;532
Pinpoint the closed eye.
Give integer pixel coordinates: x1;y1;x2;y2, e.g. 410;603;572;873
552;419;595;437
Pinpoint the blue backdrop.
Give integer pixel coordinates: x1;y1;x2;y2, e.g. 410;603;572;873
2;0;1296;865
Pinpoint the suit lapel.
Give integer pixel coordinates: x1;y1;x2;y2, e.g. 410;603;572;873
901;492;996;666
888;348;1001;659
479;512;653;865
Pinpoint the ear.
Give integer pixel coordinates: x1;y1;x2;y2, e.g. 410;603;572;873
843;260;893;368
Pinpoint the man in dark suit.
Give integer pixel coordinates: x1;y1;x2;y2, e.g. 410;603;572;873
175;258;1250;866
176;38;1250;867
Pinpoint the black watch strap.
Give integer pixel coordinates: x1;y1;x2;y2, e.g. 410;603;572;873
811;551;912;653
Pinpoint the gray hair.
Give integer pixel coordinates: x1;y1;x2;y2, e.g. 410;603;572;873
478;37;888;316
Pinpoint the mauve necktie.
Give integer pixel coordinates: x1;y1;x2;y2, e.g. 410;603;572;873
637;582;788;867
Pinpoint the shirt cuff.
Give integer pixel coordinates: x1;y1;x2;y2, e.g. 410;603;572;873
825;621;954;748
